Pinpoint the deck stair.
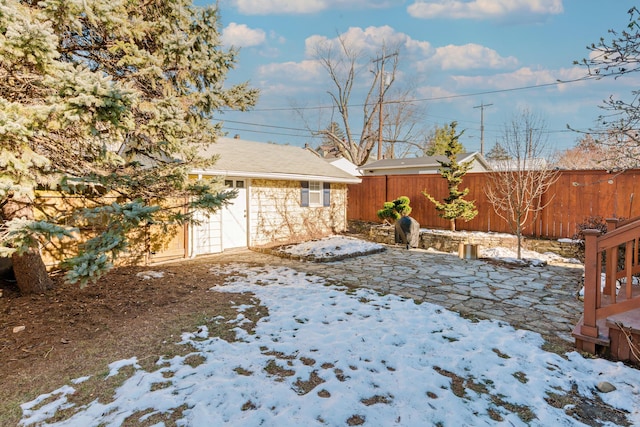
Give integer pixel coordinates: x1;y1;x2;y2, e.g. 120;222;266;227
573;217;640;362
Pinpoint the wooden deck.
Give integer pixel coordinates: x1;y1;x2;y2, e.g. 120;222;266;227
573;217;640;362
574;308;640;362
607;308;640;363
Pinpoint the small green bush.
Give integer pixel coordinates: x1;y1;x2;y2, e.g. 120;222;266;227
377;196;412;224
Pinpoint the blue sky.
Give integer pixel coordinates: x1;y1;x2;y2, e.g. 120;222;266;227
196;0;638;157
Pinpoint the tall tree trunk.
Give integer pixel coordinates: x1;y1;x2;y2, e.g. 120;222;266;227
516;223;523;259
2;197;53;294
450;219;456;231
11;249;53;294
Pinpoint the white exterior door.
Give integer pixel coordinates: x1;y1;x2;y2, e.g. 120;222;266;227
222;179;248;250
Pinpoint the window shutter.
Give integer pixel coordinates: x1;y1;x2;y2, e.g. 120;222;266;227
300;181;309;207
323;182;331;207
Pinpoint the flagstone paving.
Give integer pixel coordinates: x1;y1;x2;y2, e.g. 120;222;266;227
209;244;585;345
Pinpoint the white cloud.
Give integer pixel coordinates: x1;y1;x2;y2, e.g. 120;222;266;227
415;85;459;102
304;26;519;74
230;0;405;15
407;0;564;20
231;0;327;14
305;26;432;58
429;43;519;71
222;23;266;48
257;60;325;84
450;66;584;92
269;30;287;45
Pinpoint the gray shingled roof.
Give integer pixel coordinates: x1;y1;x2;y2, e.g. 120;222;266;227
362;153;488;171
193;137;361;183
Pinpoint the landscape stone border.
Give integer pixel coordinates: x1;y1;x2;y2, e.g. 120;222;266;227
252;244;386;263
348;220;580;259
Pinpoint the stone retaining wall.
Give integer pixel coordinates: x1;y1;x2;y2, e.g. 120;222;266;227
349;220;580;258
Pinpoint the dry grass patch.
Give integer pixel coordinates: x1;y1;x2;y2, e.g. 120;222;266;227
0;258;261;427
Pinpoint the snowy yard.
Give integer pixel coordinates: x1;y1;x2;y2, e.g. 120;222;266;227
18;237;640;426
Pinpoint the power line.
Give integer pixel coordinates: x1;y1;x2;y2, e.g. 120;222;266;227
221;126;321;139
223;76;596;113
218;113;576;141
215;119;309;132
216;76;598;147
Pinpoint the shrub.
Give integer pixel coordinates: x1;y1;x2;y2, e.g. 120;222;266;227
571;216;618;262
571;216;606;262
376;196;412;224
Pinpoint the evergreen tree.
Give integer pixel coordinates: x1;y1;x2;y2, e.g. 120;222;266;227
0;0;258;292
317;121;345;157
485;143;511;161
321;122;346;146
422;122;477;231
424;123;462;156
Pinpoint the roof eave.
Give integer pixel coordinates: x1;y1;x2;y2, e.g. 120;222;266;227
191;169;361;184
359;164;439;172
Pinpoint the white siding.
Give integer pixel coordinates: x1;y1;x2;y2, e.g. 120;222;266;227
249;179;348;247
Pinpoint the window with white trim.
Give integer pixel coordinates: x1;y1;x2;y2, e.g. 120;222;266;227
308;181;322;206
300;181;331;207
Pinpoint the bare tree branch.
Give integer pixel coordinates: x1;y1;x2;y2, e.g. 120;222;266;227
573;6;640;167
304;35;406;165
484;110;559;258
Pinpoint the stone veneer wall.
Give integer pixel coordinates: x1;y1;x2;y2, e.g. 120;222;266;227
250;179;348;247
349;220;580;258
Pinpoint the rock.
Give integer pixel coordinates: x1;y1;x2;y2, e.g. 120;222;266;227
394;216;420;249
136;270;165;280
596;381;616;393
12;325;25;333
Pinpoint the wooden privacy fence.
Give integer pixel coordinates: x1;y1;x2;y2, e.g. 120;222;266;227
347;169;640;239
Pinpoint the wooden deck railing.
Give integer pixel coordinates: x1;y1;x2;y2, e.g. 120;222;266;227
577;216;640;353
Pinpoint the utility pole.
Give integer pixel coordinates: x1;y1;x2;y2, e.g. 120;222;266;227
473;102;492;155
372;51;398;160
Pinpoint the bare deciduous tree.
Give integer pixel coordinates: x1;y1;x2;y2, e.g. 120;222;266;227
379;84;432;159
575;6;640;167
554;133;640;170
484;110;559;259
305;35;404;165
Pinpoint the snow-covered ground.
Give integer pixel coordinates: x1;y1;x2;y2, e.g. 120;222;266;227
276;235;385;260
481;246;581;266
277;234;580;265
19;236;640;426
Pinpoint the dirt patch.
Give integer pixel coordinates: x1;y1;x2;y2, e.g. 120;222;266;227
0;257;255;427
546;384;631;427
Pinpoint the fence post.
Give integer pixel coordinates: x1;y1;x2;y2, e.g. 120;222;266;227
581;229;602;350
